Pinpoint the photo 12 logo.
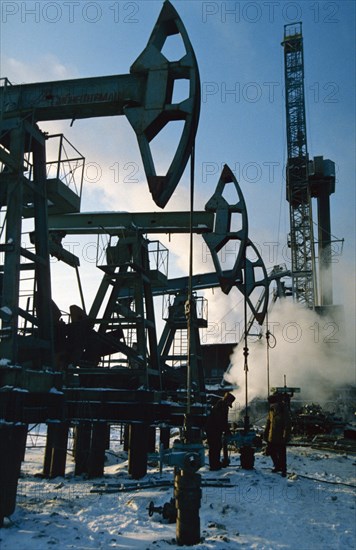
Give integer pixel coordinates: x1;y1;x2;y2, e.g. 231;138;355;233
84;161;141;185
1;2;140;24
201;161;282;185
201;2;340;24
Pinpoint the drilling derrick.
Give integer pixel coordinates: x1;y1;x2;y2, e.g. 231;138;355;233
282;23;317;308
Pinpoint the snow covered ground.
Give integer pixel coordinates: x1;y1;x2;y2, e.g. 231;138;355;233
0;427;355;550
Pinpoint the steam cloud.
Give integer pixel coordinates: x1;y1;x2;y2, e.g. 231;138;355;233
225;294;355;412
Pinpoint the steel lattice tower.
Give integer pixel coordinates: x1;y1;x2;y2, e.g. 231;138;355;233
282;23;317;308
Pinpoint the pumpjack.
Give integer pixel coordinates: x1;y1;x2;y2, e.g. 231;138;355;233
0;1;269;531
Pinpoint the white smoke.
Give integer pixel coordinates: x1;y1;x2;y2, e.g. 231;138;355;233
225;296;355;410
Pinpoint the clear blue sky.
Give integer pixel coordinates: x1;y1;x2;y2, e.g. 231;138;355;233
1;1;355;339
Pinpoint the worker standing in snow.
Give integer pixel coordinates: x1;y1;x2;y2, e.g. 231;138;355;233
264;393;291;477
205;392;235;470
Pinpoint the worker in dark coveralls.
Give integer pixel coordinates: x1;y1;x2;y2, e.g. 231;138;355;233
205;392;235;470
264;393;291;477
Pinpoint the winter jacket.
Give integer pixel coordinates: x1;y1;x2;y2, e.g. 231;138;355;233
264;402;291;444
205;399;230;437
